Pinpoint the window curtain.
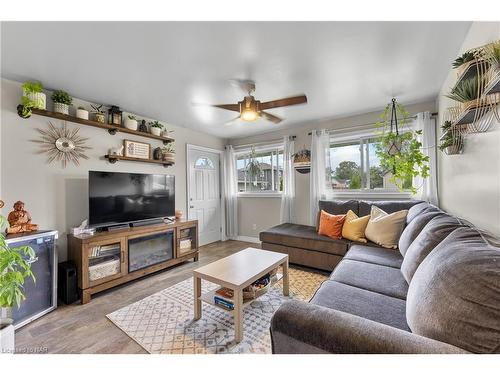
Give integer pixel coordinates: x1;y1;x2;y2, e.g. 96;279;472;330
280;136;295;223
414;112;439;206
310;129;333;225
224;145;238;239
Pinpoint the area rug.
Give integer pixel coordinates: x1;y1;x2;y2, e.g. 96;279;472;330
107;267;328;354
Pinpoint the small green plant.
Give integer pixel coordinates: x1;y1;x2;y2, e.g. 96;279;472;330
149;120;163;129
22;81;43;94
452;51;479;69
484;40;500;70
0;215;36;316
17;96;35;118
375;101;429;194
127;114;137;120
446;77;483;103
439;121;462;152
51;90;72;105
162;143;175;153
90;104;105;114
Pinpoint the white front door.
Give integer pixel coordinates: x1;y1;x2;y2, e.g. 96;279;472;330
187;147;222;246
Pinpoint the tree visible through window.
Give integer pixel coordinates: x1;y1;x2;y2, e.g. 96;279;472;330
236;147;284;193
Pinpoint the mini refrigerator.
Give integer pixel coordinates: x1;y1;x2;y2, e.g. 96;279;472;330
5;230;58;329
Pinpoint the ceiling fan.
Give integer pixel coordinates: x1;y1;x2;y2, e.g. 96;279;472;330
206;80;307;124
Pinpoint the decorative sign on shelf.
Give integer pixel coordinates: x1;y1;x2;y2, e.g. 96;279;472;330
124;139;151;159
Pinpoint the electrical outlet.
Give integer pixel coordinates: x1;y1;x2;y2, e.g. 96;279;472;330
252;224;257;230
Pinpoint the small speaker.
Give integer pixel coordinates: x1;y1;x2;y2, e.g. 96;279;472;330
58;261;79;304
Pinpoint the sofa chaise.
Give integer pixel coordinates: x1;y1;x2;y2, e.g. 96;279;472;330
266;200;500;354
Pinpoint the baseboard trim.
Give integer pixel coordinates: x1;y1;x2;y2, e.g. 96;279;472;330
235;236;261;244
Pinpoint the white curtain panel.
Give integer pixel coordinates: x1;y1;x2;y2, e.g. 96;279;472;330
414;112;439;206
310;129;333;225
224;145;238;239
280;136;296;223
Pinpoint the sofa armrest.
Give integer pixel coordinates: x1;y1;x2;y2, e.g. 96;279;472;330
270;300;468;354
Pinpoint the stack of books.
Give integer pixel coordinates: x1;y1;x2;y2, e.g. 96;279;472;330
214;287;234;310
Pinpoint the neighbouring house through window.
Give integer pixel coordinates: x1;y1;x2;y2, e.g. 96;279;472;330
236;145;284;193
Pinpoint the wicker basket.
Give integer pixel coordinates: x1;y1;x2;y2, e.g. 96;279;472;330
89;257;120;281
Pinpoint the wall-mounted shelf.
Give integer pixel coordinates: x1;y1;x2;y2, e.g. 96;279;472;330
26;108;174;145
484;71;500;95
452;59;488;92
104;154;174;167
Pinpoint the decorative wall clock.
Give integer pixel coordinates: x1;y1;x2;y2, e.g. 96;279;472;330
33;121;91;168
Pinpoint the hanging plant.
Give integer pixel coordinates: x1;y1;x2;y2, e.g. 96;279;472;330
375;99;429;194
246;146;261;186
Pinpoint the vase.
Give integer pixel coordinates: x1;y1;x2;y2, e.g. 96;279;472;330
124;118;138;130
76;109;89;120
94;113;105;123
53;102;69;115
162;152;175;164
151;127;161;136
25;91;46;110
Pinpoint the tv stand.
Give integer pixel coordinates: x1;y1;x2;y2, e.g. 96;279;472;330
68;219;198;304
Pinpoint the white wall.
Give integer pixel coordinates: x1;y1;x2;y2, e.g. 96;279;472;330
437;22;500;236
0;78;225;260
230;100;437;237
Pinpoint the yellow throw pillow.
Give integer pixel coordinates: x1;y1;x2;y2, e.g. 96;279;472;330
365;206;408;249
342;210;370;243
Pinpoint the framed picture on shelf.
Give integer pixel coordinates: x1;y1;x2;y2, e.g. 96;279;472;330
124;139;150;159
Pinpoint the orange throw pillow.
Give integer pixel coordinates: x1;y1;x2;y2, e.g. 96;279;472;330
318;210;346;240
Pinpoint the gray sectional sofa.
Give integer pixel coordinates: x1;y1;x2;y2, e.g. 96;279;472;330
267;200;500;354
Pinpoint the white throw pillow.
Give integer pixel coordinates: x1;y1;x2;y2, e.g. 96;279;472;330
365;205;408;249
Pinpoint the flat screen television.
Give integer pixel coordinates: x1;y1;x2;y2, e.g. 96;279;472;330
89;171;175;228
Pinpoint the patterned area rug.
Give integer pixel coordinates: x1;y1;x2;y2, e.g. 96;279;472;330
107;267;328;354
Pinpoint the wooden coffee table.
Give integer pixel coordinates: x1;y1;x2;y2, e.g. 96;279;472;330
193;247;289;343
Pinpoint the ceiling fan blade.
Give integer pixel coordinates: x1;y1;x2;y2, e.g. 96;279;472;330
212;103;240;112
260;111;283;124
260;95;307;110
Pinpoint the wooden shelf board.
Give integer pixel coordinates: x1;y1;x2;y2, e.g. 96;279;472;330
452;102;491;126
30;108;174;144
104;154;174;167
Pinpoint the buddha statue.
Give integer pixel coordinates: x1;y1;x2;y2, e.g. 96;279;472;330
7;201;38;234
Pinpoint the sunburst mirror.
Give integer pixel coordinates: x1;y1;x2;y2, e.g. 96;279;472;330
33;121;91;168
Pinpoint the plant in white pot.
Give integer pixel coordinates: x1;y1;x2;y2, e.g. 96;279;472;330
51;90;72;115
0;214;35;354
76;106;89;120
22;81;46;110
149;120;163;136
162;143;175;163
124;115;138;130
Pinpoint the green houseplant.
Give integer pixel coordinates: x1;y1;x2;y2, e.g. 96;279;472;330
51;90;72;115
124;114;138;131
484;40;500;71
439;121;463;155
452;51;478;69
446;77;483;103
375;100;429;194
16;96;36;119
246;147;262;187
22;81;46;110
0;214;35;352
161;143;175;163
148;120;164;136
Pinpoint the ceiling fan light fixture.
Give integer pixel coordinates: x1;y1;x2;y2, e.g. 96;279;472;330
240;108;258;122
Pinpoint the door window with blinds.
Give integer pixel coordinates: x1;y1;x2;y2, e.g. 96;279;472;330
235;144;284;194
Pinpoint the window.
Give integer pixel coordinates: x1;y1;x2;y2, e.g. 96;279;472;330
330;138;406;191
236;146;284;193
194;157;215;169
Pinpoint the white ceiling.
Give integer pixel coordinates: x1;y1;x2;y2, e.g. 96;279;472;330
1;22;470;139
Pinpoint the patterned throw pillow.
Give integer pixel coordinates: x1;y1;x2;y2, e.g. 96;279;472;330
341;210;370;243
318;210;346;240
365;206;408;249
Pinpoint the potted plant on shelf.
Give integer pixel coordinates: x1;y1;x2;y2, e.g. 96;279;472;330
76;106;89;120
439;121;463;155
51;90;72;115
16;96;36;119
124;115;138;130
0;214;35;354
91;104;106;123
446;76;484;110
149;120;163;136
22;81;46;110
375;99;429;194
162;143;175;163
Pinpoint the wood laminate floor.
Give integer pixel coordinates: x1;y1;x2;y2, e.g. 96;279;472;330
15;240;255;354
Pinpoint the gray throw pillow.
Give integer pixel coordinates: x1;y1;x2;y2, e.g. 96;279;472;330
406;227;500;353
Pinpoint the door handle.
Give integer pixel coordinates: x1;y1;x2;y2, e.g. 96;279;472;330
190;205;194;209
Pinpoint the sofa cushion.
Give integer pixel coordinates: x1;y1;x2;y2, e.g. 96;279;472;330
358;200;422;217
407;227;500;353
406;202;432;224
318;210;346;239
310;280;410;331
316;200;359;230
259;223;350;256
401;215;463;283
398;209;442;256
345;244;403;269
330;259;408;300
342;210;370;243
365;206;408;249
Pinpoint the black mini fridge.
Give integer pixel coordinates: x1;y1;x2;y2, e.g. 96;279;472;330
5;230;58;329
